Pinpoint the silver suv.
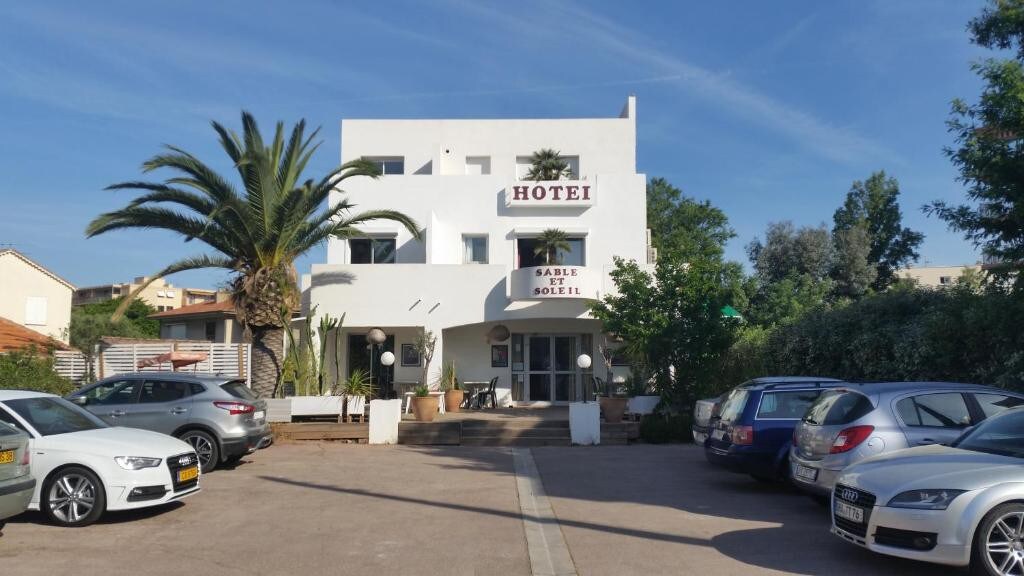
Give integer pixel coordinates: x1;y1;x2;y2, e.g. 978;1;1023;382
790;382;1024;497
68;373;271;473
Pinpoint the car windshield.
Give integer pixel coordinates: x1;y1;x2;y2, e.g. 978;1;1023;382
4;397;108;437
717;388;750;422
952;409;1024;458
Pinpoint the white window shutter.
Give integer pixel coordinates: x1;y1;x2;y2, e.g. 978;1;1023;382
25;297;47;326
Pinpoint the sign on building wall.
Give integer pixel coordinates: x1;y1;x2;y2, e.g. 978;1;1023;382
505;181;595;208
511;265;597;300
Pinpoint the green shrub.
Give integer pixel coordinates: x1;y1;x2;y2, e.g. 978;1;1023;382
639;413;693;444
0;348;75;395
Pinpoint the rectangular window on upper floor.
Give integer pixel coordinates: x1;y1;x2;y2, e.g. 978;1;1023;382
350;238;396;264
515;236;585;268
465;156;491;175
463;235;488;264
363;156;404;175
515;155;579;180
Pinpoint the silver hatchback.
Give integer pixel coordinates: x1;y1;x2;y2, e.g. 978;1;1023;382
790;382;1024;497
68;373;272;473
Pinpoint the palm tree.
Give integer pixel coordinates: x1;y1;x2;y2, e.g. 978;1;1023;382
534;228;571;265
525;148;573;181
86;112;420;397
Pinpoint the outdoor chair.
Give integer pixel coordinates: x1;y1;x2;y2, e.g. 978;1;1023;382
475;376;499;409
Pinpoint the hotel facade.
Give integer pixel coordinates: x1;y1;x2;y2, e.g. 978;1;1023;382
308;96;648;406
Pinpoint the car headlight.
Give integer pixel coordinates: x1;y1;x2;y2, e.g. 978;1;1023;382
114;456;162;470
887;489;966;510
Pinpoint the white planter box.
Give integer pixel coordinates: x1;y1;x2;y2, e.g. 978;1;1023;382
265;398;292;423
628;395;660;416
569;402;601;446
290;396;343;416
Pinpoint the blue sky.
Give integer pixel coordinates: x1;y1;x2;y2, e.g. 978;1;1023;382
0;0;990;290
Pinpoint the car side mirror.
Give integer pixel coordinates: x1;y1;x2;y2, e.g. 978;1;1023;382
69;396;88;406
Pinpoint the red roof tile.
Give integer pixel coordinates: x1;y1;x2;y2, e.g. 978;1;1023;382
149;299;236;318
0;316;70;353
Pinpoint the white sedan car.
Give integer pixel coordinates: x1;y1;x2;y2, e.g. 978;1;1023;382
832;406;1024;576
0;390;201;527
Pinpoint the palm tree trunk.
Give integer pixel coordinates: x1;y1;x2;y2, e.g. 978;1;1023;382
250;326;285;398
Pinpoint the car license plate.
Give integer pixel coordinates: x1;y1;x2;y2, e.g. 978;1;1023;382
835;500;864;524
253;410;265;420
177;466;199;483
795;465;818;481
0;449;14;465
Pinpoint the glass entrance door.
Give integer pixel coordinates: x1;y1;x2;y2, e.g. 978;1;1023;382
523;335;578;403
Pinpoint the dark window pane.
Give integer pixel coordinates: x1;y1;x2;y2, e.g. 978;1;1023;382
555;374;575;402
529;374;551;401
0;408;28;434
558;239;585;266
140;381;190;403
84;380;139;405
975;394;1024;418
373;239;396;264
221;381;258;401
554;337;575;372
823;393;874;425
901;393;971;428
718;389;749;423
516;238;545;268
382;160;404;175
529;337;551;371
350;239;372;264
5;398;106;436
896;398;920;426
190;383;207;395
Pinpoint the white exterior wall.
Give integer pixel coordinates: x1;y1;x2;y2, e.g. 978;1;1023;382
310;97;647;400
0;252;73;343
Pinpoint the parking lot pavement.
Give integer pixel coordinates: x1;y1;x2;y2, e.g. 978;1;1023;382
0;444;531;576
531;444;958;576
1;443;963;576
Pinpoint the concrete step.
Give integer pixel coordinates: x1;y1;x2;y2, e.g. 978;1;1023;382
462;428;572;440
461;436;570;447
398;422;461;445
461;420;570;429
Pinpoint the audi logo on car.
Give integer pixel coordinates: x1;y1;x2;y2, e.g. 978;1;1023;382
178;455;193;466
840;489;859;502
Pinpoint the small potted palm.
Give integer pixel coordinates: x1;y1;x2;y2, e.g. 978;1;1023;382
335;368;374;423
439;361;463;413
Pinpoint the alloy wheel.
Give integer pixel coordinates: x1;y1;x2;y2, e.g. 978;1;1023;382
184;434;214;468
986;511;1024;575
47;473;97;524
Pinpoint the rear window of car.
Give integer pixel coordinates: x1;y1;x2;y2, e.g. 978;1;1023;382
803;391;874;425
718;389;750;422
0;420;21;437
220;381;257;401
974;393;1024;418
757;390;822;419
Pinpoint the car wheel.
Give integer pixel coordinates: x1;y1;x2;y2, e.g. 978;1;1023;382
179;430;219;473
42;466;105;527
972;502;1024;576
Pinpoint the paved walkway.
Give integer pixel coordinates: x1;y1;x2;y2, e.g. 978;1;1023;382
1;443;957;576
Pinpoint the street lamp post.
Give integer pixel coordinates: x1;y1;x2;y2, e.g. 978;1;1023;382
576;354;592;402
380;351;395;399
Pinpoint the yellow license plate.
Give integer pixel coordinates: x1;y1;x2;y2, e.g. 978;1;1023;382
0;449;14;465
177;466;198;482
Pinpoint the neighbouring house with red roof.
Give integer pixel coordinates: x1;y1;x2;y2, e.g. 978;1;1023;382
0;249;74;344
149;296;244;343
0;316;70;354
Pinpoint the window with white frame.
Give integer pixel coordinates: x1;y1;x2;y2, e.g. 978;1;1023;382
463;235;488;264
24;297;47;326
515;236;585;268
350;237;397;264
363;156;405;175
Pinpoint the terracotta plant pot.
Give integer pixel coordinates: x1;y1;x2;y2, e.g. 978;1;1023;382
412;395;439;422
599;396;629;423
444;389;464;413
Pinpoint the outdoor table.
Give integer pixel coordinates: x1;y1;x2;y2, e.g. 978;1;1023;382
461;381;491;409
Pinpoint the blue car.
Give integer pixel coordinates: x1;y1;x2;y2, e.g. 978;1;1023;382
704;377;845;482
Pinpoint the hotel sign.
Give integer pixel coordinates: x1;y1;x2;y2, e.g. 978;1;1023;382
505;180;594;208
510;265;597;300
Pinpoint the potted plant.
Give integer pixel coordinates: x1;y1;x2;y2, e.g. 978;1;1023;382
411;384;438;422
534;228;571;266
439;361;462;413
599;377;629;423
526;149;573;181
334;368;374;422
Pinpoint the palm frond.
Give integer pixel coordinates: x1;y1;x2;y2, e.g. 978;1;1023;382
110;254;235;320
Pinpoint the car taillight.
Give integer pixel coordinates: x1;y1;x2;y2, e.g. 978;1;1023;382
213;401;255;415
830;425;874;454
731;425;754;445
20;448;30;466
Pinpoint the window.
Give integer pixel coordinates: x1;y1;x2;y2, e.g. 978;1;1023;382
157;290;167;297
463;235;488;264
516;237;585;268
221;380;258;401
205;321;217;341
757;390;823;419
804;391;875;425
897;393;972;428
0;407;28;434
5;397;106;436
350;238;396;264
974;393;1024;418
465;156;491;175
363;156;404;175
25;296;47;326
140;381;190;403
939;276;953;286
718;389;750;423
83;380;140;405
167;323;187;339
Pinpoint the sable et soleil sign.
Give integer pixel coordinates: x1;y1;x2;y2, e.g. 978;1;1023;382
505;180;594;208
511;265;595;300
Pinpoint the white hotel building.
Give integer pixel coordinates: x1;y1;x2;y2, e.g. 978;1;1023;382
308;96;649;406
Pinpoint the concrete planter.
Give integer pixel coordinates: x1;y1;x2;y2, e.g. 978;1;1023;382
412;395;439;422
264;398;293;423
628;395;660;416
444;390;464;413
569;402;601;445
369;399;402;444
290;395;343;417
599;396;629;423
